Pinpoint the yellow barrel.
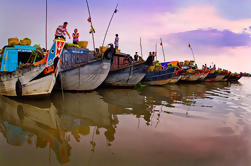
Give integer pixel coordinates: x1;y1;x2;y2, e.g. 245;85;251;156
189;60;195;65
8;37;19;46
187;68;195;73
116;49;120;53
100;46;108;53
78;41;88;49
20;38;31;46
148;66;155;72
184;60;189;65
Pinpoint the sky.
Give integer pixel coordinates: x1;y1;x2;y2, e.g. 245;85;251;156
1;0;251;73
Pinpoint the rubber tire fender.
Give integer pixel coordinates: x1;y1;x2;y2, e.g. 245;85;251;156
16;79;22;97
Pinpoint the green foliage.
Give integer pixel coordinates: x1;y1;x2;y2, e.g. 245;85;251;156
65;43;80;48
135;83;147;90
24;37;30;40
167;63;174;68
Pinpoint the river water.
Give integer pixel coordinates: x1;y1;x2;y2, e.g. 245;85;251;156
0;78;251;166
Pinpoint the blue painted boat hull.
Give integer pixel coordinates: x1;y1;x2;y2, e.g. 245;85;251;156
142;68;180;85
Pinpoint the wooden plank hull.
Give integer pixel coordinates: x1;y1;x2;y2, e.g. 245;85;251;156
60;58;111;91
142;68;179;85
228;75;242;82
199;73;209;81
143;75;181;85
180;73;201;82
204;72;218;82
214;74;226;82
104;63;148;87
0;64;57;97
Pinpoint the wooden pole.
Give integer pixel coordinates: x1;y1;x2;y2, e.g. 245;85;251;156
102;4;118;47
140;37;143;59
160;38;165;62
85;0;96;53
45;0;48;50
189;42;196;63
155;42;157;61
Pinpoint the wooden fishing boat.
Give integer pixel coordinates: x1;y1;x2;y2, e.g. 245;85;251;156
0;40;65;97
142;67;181;85
204;71;218;82
227;73;243;82
222;72;232;81
104;53;149;87
58;45;115;91
199;72;209;81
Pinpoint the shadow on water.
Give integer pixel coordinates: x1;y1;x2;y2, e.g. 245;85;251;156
0;80;251;166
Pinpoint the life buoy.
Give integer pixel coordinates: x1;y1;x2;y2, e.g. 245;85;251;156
16;79;22;97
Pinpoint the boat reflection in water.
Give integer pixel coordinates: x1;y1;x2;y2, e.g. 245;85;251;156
0;80;250;166
0;97;70;164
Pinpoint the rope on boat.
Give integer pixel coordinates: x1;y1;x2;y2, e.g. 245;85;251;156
102;3;119;47
85;0;96;53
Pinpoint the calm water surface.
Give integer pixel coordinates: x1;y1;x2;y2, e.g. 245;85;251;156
0;78;251;166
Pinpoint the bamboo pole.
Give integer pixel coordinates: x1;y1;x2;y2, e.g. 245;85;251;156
188;42;196;63
45;0;48;50
85;0;96;53
155;42;157;61
102;4;118;47
140;37;143;59
160;38;165;62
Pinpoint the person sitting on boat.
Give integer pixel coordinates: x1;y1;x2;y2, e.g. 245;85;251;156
114;34;119;50
212;64;216;70
55;22;71;40
134;52;139;61
72;28;79;44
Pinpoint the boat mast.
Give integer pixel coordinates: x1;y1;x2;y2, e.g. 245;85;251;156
45;0;48;50
102;3;119;47
155;41;157;61
160;38;166;62
140;37;143;59
188;42;196;63
85;0;96;53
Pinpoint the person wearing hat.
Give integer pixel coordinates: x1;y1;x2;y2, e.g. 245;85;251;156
55;22;71;40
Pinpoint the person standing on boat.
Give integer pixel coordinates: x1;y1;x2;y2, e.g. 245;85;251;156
114;34;119;50
72;29;79;44
134;52;139;61
55;22;71;40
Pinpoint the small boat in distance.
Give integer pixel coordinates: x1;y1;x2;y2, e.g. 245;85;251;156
179;61;205;82
227;72;243;82
142;61;181;85
0;40;65;97
104;53;149;87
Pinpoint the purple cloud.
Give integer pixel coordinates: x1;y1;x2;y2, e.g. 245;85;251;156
165;29;251;48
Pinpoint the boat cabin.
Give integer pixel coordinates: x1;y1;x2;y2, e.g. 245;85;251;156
111;53;133;71
0;45;38;72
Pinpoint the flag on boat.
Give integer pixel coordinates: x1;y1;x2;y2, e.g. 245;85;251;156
188;43;191;48
89;25;95;33
160;41;163;46
114;9;118;13
88;17;91;23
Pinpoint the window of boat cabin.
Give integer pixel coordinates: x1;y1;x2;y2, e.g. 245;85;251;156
0;45;37;72
18;50;32;65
